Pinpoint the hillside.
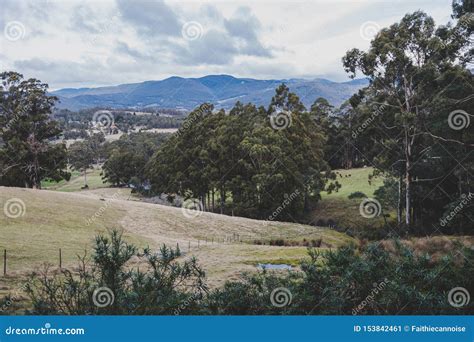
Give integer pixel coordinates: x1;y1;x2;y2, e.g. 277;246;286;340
0;187;354;287
52;75;368;110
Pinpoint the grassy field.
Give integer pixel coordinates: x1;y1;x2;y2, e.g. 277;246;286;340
42;168;109;192
322;167;384;199
0;186;354;296
311;167;388;234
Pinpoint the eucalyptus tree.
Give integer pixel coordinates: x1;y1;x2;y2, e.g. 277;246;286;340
342;10;473;230
0;72;69;188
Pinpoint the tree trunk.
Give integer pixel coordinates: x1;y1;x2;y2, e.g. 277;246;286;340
84;169;88;187
397;174;403;225
212;189;215;212
220;188;225;214
405;160;412;228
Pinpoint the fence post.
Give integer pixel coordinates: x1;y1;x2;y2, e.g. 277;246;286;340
3;249;6;276
59;248;62;269
188;241;191;251
198;240;200;249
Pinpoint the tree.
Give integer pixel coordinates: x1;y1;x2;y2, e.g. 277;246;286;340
102;132;168;187
68;141;95;188
342;10;473;231
0;71;70;188
147;86;330;221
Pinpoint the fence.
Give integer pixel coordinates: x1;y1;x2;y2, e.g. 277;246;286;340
1;234;250;276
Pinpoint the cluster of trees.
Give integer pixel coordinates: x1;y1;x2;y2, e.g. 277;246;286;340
54;108;181;137
146;85;335;220
17;230;474;315
1;1;472;235
101;132;169;188
0;72;70;188
339;9;473;233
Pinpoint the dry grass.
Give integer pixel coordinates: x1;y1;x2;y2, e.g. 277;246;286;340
0;186;354;290
380;236;474;260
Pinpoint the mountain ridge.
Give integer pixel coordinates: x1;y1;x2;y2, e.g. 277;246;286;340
52;74;368;111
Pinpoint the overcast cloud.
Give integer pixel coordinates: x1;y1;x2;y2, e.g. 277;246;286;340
0;0;453;89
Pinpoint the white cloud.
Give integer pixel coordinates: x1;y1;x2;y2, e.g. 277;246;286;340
0;0;454;88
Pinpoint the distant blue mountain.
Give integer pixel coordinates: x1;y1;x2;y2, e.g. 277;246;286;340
52;75;368;111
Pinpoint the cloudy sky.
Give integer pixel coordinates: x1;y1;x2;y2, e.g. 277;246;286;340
0;0;454;89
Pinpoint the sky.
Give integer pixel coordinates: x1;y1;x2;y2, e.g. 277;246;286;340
0;0;455;89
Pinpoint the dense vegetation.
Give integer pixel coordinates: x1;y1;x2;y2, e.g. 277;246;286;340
54;108;182;136
146;86;336;220
21;230;473;315
2;4;472;232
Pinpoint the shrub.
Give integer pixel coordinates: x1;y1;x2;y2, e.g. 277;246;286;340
21;232;473;315
348;191;367;199
25;230;207;315
203;242;474;315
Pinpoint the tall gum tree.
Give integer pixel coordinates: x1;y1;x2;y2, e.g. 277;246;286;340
342;10;473;228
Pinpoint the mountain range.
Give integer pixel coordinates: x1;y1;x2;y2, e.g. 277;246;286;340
52;75;368;111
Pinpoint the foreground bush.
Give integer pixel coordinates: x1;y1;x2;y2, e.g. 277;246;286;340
20;231;473;315
25;231;207;315
202;242;473;315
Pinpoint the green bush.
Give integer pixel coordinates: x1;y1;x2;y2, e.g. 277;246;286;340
25;230;207;315
20;231;473;315
206;242;473;315
348;191;367;199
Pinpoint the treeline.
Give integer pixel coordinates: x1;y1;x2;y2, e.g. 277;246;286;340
1;3;472;234
337;9;474;234
54;107;182;137
146;85;335;220
16;230;474;315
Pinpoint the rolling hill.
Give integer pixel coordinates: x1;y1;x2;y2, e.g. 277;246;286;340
0;186;354;287
52;75;368;110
